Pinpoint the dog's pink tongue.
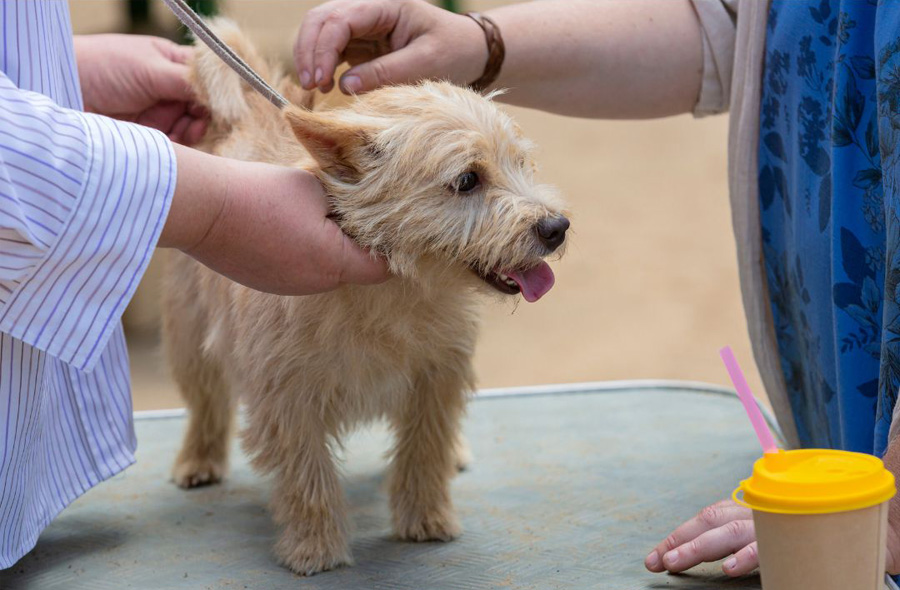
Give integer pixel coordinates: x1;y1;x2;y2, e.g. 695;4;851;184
508;262;555;303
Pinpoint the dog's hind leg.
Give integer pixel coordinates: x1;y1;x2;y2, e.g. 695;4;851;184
389;365;469;542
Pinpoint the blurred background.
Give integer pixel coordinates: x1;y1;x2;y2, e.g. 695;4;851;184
69;0;764;411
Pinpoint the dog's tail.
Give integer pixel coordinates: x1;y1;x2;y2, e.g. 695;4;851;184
189;18;313;127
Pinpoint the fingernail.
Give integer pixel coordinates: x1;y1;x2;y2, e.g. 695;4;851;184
724;557;737;570
300;70;311;87
645;551;659;568
341;75;361;94
664;550;679;566
314;67;323;84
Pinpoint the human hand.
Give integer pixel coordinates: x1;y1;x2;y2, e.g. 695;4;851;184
161;145;388;296
645;499;758;577
294;0;487;94
647;484;900;576
74;34;208;145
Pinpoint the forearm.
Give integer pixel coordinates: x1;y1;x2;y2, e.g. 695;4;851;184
483;0;704;118
160;146;321;255
158;144;229;251
158;143;387;295
72;35;104;113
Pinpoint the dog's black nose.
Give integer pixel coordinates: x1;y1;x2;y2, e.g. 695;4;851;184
535;216;569;251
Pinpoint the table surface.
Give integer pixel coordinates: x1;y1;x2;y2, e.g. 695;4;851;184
3;381;768;590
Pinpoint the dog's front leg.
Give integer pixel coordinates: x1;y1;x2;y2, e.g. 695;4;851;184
389;368;467;542
268;425;351;575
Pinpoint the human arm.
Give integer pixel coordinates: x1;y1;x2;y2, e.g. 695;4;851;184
71;33;385;291
294;0;709;119
0;73;386;372
645;437;900;577
160;144;388;296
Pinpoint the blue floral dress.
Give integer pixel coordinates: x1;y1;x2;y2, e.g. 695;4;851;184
760;0;900;458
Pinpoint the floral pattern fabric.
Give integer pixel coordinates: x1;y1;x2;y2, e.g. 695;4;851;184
760;0;900;457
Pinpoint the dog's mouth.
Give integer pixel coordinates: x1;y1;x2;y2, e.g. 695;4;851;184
474;261;556;303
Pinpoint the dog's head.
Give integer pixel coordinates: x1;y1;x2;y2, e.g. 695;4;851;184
284;81;568;302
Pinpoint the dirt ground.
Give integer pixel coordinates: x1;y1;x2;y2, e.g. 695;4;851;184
70;1;766;410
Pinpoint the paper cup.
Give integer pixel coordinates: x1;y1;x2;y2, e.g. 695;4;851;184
734;449;895;590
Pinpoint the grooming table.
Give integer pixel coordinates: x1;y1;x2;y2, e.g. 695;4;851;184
4;381;772;590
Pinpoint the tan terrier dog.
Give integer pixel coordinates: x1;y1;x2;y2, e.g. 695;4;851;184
162;21;569;575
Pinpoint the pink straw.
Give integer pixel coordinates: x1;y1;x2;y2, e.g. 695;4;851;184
719;346;779;454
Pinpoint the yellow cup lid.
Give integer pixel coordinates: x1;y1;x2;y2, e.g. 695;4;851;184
733;449;896;515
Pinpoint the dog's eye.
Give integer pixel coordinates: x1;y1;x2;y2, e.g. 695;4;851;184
454;171;480;193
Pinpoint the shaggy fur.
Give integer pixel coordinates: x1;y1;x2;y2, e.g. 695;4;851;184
162;20;568;575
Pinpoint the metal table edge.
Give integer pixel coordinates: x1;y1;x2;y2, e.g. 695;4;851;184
133;379;785;444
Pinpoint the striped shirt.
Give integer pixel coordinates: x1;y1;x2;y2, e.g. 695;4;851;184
0;0;176;568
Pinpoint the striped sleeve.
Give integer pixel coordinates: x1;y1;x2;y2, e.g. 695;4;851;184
0;71;176;372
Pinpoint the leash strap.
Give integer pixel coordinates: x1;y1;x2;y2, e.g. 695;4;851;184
161;0;289;110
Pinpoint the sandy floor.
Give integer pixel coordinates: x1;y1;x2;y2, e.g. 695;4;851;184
69;1;766;410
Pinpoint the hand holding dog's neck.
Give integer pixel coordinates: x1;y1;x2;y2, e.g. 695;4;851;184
160;144;388;295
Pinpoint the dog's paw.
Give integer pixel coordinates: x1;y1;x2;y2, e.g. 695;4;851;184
171;455;226;489
274;532;352;576
394;509;461;542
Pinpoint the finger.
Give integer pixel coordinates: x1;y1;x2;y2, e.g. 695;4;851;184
312;18;351;93
722;542;759;577
153;62;196;103
295;3;340;89
645;500;750;573
661;519;755;574
338;42;434;94
306;1;401;92
337;234;390;286
168;43;193;65
137;102;186;135
311;2;393;92
182;104;210;145
182;117;209;146
188;103;209;120
167;114;193;145
153;37;194;65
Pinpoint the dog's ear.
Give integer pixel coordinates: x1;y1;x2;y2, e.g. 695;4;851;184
283;106;371;181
